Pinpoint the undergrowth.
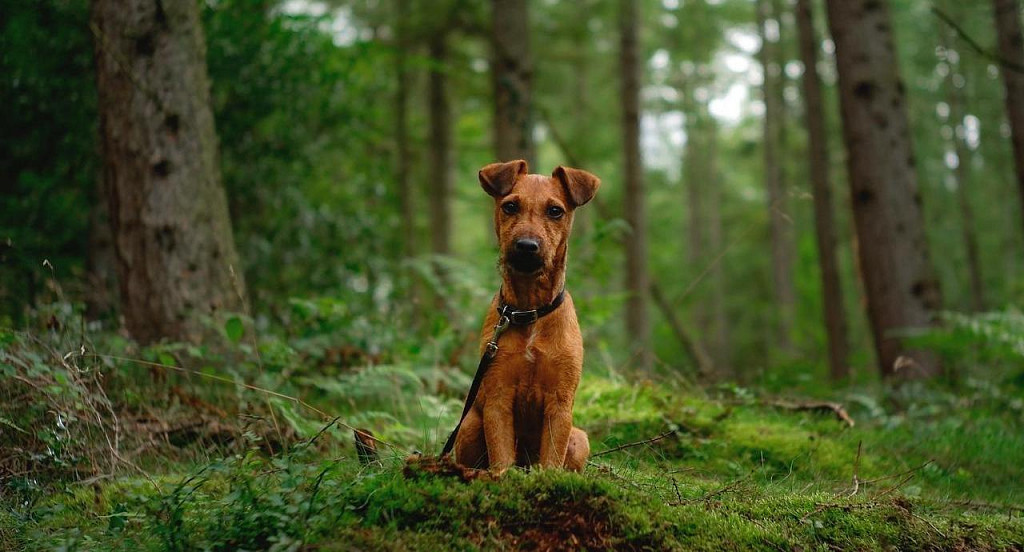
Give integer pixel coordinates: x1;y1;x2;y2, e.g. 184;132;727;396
2;302;1024;550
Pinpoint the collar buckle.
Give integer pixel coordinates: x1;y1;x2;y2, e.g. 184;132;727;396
497;289;565;326
508;309;539;325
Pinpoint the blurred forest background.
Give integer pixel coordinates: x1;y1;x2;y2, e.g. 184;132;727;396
3;0;1024;549
4;0;1024;384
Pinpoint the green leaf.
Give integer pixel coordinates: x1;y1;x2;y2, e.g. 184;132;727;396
158;352;176;367
225;316;244;343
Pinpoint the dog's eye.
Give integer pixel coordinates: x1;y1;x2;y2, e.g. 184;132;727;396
501;201;519;215
546;206;565;219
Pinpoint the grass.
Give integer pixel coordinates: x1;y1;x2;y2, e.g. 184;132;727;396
2;317;1024;551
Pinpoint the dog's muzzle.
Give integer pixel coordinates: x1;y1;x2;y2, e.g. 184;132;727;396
506;244;544;274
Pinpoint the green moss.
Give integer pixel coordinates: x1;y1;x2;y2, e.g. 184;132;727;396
7;378;1024;551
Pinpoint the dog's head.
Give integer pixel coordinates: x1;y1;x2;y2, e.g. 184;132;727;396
478;160;600;276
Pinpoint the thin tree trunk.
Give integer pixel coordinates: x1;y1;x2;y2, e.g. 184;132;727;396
683;94;707;334
491;0;535;165
619;0;651;372
428;34;452;257
705;115;732;378
757;0;795;352
394;0;418;306
993;0;1024;240
941;29;985;312
796;0;849;381
825;0;942;378
91;0;247;344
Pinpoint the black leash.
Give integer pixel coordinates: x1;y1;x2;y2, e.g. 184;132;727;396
439;289;566;457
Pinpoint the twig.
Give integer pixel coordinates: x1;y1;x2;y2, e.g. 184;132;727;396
671;477;683;503
848;440;862;497
671;471;753;506
931;6;1024;75
872;471;919;502
305;416;341;447
910;512;948;539
860;460;934;487
763;399;855;428
591;429;677;458
802;460;933;521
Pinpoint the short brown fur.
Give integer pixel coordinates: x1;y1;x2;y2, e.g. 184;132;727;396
455;160;599;474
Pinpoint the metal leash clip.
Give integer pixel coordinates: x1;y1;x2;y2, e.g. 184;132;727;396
485;314;511;356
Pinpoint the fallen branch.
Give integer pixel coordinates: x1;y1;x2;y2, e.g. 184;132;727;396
591;429;677;458
649;282;715;377
763;399;855;428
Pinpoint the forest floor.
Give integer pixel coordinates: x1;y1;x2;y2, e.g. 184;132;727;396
3;326;1024;551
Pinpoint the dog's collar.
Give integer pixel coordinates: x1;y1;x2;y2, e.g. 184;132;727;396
497;288;566;326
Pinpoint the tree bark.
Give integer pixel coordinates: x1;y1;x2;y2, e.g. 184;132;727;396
394;0;418;306
619;0;651;372
992;0;1024;240
491;0;535;166
825;0;942;378
941;29;985;312
757;0;796;352
85;173;118;320
705;115;732;378
428;34;453;257
796;0;850;381
91;0;247;344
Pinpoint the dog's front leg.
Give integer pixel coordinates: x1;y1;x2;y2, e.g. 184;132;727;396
539;398;573;468
482;388;516;475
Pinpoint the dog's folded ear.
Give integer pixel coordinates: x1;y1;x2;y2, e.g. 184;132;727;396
479;160;528;197
552;166;600;208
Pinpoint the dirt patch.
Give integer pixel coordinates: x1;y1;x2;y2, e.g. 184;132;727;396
498;498;622;552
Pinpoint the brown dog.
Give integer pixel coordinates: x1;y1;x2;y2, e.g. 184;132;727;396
453;159;599;474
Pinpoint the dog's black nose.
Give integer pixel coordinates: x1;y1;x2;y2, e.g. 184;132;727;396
515;238;540;253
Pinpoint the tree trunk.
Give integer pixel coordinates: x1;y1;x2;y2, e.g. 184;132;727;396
394;0;418;306
619;0;651;372
825;0;942;378
796;0;850;381
941;29;985;312
91;0;246;344
757;0;795;352
705;115;732;378
993;0;1024;240
85;173;118;321
491;0;535;166
428;34;453;257
683;94;706;331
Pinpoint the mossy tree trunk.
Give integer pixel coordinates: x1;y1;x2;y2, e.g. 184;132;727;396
825;0;942;378
91;0;247;344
